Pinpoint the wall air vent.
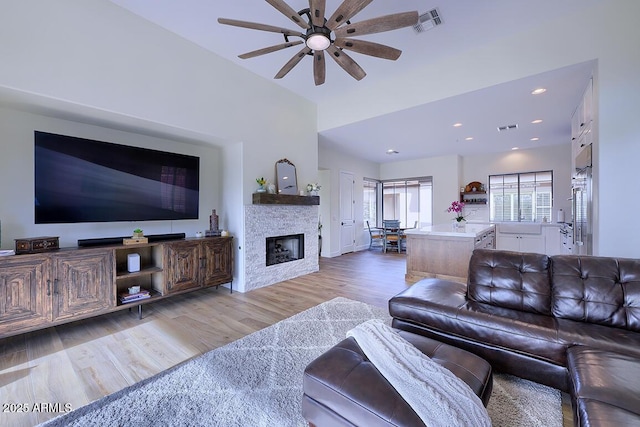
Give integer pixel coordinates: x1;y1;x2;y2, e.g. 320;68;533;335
497;124;519;132
413;8;443;34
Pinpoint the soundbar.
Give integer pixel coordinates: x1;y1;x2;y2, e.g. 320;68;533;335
78;233;186;247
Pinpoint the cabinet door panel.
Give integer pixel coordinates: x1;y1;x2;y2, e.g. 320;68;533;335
165;241;200;293
201;238;233;287
52;250;114;321
497;235;520;251
519;235;545;254
0;256;51;334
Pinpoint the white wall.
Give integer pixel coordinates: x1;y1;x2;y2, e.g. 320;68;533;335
0;107;220;248
318;142;379;256
317;169;331;256
462;144;572;223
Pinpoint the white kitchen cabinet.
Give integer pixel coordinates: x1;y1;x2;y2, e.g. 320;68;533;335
543;225;562;255
497;224;545;254
571;78;593;172
498;234;545;253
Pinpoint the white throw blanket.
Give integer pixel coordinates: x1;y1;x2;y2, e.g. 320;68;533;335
347;320;491;427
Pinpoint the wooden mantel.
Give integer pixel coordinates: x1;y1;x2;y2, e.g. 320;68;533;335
252;193;319;206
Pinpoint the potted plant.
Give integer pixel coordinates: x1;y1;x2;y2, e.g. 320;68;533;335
256;177;267;193
447;201;466;229
133;228;144;238
306;183;321;196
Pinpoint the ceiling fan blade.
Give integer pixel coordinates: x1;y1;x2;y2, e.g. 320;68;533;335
313;49;326;86
238;40;304;59
309;0;326;27
334;11;419;38
265;0;310;29
334;38;402;60
326;45;366;81
218;18;304;38
275;47;312;79
326;0;373;31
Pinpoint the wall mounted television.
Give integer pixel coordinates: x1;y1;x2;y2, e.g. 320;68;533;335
35;131;200;224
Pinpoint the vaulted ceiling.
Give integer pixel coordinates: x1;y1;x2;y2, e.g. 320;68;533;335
110;0;597;162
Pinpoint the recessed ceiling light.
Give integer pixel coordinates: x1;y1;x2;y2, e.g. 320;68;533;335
512;147;519;150
386;149;399;155
531;119;543;124
465;137;473;141
531;88;547;95
530;137;540;141
453;123;463;127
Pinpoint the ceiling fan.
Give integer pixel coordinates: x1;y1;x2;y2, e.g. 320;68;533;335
218;0;419;86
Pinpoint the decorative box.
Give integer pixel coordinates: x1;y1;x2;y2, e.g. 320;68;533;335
123;237;148;245
15;236;60;254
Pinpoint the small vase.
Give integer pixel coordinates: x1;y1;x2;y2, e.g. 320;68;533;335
452;220;465;230
256;185;266;193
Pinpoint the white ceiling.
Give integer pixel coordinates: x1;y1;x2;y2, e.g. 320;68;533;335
109;0;596;163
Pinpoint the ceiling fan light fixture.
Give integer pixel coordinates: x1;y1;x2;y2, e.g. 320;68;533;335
219;1;420;84
306;33;331;51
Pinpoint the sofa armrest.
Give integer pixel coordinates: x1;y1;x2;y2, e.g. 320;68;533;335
389;278;467;318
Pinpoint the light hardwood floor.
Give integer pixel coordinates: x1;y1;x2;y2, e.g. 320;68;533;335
0;250;570;426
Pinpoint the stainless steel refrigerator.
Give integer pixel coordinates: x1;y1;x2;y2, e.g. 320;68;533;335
572;144;593;255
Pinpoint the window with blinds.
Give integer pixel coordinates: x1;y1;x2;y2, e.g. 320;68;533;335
489;171;553;222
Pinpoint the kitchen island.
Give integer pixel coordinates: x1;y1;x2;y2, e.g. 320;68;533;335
404;223;495;283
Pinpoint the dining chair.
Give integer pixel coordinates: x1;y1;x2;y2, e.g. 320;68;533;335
366;221;384;250
382;219;405;253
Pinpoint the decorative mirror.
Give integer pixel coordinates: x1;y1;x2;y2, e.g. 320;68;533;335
275;159;298;195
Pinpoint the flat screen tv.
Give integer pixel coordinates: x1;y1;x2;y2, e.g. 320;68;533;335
35;131;200;224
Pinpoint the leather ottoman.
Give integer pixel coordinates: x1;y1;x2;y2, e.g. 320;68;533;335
567;346;640;427
302;329;493;427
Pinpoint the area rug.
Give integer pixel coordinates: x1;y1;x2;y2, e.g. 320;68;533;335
41;297;562;427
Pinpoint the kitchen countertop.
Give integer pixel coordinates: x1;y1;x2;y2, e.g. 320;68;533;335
404;223;495;238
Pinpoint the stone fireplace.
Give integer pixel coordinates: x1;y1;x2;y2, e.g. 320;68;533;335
266;233;304;266
244;204;319;291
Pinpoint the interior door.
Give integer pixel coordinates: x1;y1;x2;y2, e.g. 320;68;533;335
340;171;355;254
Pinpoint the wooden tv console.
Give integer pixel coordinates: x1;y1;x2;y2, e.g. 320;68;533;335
0;236;233;339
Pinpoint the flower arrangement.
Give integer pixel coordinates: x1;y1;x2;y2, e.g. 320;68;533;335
306;183;321;192
256;177;267;187
447;201;466;222
306;183;321;196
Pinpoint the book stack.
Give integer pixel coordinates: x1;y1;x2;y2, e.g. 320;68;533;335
119;289;151;304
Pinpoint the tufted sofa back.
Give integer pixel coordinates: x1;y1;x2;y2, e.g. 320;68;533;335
467;249;552;315
467;249;640;332
551;255;640;332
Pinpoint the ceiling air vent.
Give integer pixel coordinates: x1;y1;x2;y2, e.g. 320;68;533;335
413;8;443;34
497;124;519;132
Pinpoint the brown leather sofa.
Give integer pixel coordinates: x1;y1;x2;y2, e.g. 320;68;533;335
389;249;640;427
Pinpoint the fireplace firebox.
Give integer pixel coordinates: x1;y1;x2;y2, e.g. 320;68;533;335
266;234;304;266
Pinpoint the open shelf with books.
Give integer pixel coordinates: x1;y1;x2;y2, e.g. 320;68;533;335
114;244;164;305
